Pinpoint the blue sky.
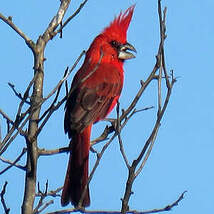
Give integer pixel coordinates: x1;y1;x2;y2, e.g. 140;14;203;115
0;0;214;213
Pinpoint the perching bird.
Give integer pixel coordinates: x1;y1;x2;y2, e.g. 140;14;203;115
61;6;136;207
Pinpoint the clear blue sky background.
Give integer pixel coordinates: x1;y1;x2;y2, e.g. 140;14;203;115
0;0;213;213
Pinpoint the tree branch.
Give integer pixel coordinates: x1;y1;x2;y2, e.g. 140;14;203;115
0;148;26;175
121;1;177;212
0;13;35;51
8;82;30;104
0;182;10;214
46;191;186;214
22;1;72;213
0;73;37;155
52;0;89;38
38;147;69;156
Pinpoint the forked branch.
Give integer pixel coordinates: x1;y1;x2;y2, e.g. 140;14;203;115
121;0;177;213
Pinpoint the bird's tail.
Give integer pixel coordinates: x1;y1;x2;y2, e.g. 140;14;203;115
61;125;91;207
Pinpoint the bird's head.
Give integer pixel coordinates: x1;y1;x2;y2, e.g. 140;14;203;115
102;5;136;61
87;6;136;64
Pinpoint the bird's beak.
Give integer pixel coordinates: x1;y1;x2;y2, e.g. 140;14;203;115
118;42;136;60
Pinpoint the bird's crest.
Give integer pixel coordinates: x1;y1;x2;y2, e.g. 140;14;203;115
102;5;135;43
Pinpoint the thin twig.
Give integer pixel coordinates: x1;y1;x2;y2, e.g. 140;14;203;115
38;67;69;122
118;133;130;168
36;200;54;214
52;0;89;38
33;182;48;213
133;80;174;179
90;125;114;145
34;51;85;138
41;0;71;43
116;102;130;168
0;73;37;155
8;83;30;104
135;124;159;177
0;181;10;214
91;106;153;147
0;123;1;143
0;148;26;174
0;13;35;51
157;52;162;117
36;186;62;198
0;108;26;136
34;182;62;214
0;112;30;155
43;49;84;102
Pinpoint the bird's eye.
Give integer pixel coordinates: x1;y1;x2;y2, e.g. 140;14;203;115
110;40;120;49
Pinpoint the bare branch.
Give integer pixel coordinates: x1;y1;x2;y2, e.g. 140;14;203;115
33;181;55;214
118;133;130;168
91;106;153;147
33;182;48;213
157;52;162;117
0;111;30;156
22;1;73;213
0;13;35;51
46;191;186;213
0;108;26;136
0;109;14;128
8;83;30;104
38;147;69;156
0;1;181;213
34;182;62;213
1;51;85;155
53;0;89;38
36;49;103;151
0;182;10;214
134;124;159;177
37;50;85;123
120;106;154;132
41;0;71;43
90;125;114;145
0;148;26;174
78;105;152;208
36;186;62;198
139;191;187;214
0;72;37;155
36;200;54;214
120;1;178;212
133;82;174;179
116;103;130;168
43;49;84;102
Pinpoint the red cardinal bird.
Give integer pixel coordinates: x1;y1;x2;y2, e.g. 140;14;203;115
61;6;136;207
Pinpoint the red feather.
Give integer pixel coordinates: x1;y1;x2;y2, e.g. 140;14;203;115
61;5;135;207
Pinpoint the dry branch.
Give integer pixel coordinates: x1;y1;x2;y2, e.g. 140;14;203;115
53;0;89;38
46;191;186;214
0;148;26;174
8;83;30;104
22;1;72;213
0;73;37;155
0;13;35;51
0;182;10;214
120;1;177;213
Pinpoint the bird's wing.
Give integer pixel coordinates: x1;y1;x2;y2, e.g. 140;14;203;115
64;63;123;136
